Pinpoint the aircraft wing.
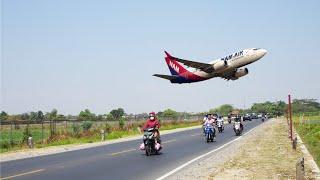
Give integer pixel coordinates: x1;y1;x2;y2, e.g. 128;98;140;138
153;74;179;80
165;52;214;73
172;58;214;73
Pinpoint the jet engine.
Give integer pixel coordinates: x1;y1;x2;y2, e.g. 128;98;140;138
233;68;249;78
212;60;228;71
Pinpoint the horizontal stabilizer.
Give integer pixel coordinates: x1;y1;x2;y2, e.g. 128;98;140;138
153;74;179;81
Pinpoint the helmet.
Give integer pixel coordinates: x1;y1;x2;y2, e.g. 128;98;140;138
149;112;156;121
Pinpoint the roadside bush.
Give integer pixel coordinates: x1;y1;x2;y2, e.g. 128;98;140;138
119;118;125;130
72;123;81;137
105;122;112;133
0;141;10;150
81;121;93;132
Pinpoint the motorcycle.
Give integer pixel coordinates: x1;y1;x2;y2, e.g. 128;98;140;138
204;124;215;143
217;120;224;133
140;128;161;156
234;121;242;136
228;116;232;124
262;117;265;122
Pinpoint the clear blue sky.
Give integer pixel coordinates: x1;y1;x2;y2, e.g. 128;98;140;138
2;0;320;115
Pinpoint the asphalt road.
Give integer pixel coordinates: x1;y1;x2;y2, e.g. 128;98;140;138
1;118;266;180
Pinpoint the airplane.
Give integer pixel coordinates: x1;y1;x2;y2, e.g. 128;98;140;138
153;48;267;84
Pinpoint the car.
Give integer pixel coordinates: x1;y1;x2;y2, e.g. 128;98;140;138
243;114;252;121
251;113;258;119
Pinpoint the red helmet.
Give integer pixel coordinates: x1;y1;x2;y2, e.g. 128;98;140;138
149;112;156;116
149;112;156;120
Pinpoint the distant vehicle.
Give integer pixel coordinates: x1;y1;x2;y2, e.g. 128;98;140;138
251;113;258;119
243;114;252;121
258;114;263;118
154;48;267;84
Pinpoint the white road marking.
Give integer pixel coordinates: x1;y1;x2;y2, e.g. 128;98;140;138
156;123;261;180
1;169;45;180
109;148;136;156
162;139;177;144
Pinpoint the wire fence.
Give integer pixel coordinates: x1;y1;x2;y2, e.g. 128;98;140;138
0;115;202;150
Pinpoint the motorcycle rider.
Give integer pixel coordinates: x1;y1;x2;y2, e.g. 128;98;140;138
202;114;209;134
234;115;243;131
217;115;224;130
203;114;209;123
204;114;216;138
142;112;161;144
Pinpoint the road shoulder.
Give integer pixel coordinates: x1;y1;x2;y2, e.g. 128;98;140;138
167;118;316;180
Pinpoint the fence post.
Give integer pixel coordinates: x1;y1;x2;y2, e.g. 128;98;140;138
27;121;30;137
296;157;305;180
10;121;13;148
54;120;56;135
41;120;44;144
292;136;297;150
49;119;52;137
288;94;293;140
28;136;33;148
100;129;105;141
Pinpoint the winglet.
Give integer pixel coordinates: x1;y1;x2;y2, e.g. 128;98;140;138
164;51;173;58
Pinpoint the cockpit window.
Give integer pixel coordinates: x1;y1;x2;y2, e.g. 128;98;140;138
253;48;260;50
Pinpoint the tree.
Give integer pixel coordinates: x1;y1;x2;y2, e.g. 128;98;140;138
250;101;287;116
209;104;234;116
29;112;38;121
49;109;58;119
21;113;30;120
292;99;320;113
79;109;96;121
161;109;179;119
106;113;115;121
96;115;104;121
110;108;125;120
0;111;8;121
37;111;44;121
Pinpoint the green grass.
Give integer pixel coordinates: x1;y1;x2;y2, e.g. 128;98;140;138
0;120;201;153
293;116;320;167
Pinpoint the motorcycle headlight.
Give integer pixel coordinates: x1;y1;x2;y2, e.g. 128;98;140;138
143;136;147;140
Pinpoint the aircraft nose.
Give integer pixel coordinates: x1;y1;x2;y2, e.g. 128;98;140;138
260;49;267;57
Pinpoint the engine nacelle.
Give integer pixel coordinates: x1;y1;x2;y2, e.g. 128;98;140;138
233;68;249;78
212;60;228;71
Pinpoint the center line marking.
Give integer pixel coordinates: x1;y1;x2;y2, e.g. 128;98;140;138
109;148;136;156
162;139;176;144
1;169;45;180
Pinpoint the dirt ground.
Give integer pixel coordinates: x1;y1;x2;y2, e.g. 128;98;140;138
209;119;315;180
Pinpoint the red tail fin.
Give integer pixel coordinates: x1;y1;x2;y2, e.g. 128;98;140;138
164;51;188;75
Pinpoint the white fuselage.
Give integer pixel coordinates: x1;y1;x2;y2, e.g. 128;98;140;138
193;48;267;78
